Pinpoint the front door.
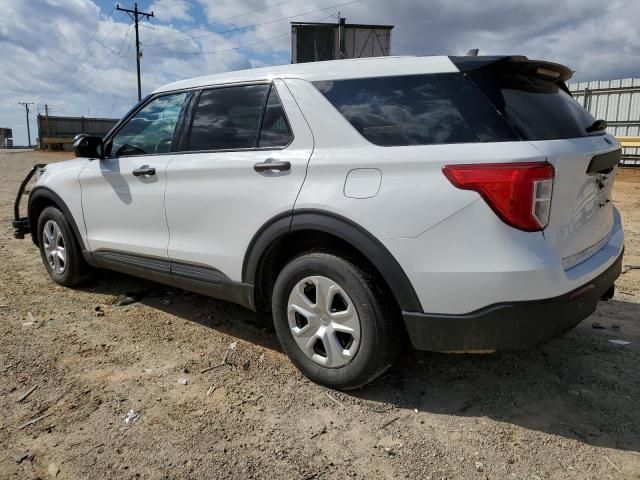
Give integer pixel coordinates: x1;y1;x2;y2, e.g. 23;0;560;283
79;92;188;258
164;80;314;281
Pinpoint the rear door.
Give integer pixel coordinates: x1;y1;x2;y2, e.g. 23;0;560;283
459;57;620;268
164;79;314;280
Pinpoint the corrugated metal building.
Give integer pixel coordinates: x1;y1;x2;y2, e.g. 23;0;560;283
291;20;392;64
37;115;118;151
568;78;640;164
0;128;13;148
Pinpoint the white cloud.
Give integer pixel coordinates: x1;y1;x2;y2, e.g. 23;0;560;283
148;0;193;23
1;0;639;145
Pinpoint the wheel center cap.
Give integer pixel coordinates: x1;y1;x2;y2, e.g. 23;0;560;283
320;314;330;326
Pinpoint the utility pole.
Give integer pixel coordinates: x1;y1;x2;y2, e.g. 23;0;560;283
116;3;154;102
338;16;346;59
18;102;34;148
44;104;51;151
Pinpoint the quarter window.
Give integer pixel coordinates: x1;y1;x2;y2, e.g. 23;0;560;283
259;87;293;148
110;92;187;157
314;76;478;146
187;85;269;151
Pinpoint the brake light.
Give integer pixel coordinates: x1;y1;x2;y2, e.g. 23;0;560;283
442;162;554;231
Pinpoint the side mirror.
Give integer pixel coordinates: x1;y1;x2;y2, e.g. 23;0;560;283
73;134;104;159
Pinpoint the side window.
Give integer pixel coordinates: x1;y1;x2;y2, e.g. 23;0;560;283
110;92;187;156
259;87;293;148
314;75;478;146
187;85;269;151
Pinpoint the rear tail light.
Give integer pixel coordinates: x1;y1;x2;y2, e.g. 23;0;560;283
442;162;555;232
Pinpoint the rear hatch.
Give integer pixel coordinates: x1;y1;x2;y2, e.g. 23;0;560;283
454;56;620;269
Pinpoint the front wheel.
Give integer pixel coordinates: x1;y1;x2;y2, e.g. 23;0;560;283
272;253;400;390
37;206;90;287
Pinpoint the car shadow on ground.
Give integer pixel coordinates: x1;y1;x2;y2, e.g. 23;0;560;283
80;270;640;453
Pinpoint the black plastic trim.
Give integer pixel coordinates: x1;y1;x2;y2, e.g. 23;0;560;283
92;250;256;310
403;248;624;351
94;250;170;275
587;148;621;174
242;209;422;312
27;187;87;250
13;163;45;239
242;212;293;283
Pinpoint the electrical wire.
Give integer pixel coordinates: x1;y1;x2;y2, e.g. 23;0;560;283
108;32;136;119
149;31;290;56
49;6;118;86
148;12;337;56
93;22;135;115
145;0;363;47
82;21;134;88
152;0;297;43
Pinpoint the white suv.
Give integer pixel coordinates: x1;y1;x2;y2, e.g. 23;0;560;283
13;55;624;390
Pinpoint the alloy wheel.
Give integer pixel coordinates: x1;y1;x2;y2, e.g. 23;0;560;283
42;220;66;275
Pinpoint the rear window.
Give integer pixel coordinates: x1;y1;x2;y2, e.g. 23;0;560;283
315;65;600;145
314;75;478;146
464;63;599;141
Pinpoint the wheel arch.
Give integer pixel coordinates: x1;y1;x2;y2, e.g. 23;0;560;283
28;187;86;250
242;209;423;313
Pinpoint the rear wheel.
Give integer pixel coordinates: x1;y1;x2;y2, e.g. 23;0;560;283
37;206;90;287
272;252;399;390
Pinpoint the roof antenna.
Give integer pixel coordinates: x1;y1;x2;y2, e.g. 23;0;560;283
465;49;479;56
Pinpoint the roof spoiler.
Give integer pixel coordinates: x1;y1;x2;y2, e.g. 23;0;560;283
449;55;574;82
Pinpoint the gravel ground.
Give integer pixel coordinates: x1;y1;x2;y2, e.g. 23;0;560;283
1;150;639;480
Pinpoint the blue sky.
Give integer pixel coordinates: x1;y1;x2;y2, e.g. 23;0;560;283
1;0;639;145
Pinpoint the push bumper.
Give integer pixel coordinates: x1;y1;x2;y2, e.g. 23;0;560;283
403;249;624;352
12;163;45;239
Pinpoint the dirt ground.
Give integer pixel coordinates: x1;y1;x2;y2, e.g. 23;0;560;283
0;150;639;480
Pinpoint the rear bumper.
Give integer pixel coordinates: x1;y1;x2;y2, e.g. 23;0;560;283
403;248;623;351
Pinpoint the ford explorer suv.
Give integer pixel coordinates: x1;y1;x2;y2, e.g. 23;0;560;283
13;55;624;390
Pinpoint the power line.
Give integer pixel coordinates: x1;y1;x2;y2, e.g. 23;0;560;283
116;3;155;101
94;22;135;115
82;21;134;87
147;12;337;56
49;6;118;86
151;0;297;43
145;0;364;47
149;32;290;56
109;32;136;118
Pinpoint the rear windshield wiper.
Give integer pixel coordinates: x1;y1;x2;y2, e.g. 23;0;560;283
586;119;607;133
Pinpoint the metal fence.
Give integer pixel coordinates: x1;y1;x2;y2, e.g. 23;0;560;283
568;78;640;165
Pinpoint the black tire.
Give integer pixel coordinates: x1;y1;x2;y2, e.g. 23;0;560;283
272;252;400;390
37;206;90;287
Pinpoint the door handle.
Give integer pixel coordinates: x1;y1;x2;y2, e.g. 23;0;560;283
132;165;156;177
253;160;291;173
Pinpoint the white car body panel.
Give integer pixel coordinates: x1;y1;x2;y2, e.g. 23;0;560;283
529;135;620;264
32;159;89;246
287;78;547;239
79;155;174;258
164;80;314;280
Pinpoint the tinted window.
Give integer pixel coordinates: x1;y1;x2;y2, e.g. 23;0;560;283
314;75;477;146
110;92;187;156
466;67;598;140
259;87;293;148
188;85;269;151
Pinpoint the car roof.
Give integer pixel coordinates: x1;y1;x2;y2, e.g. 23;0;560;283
152;55;459;93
